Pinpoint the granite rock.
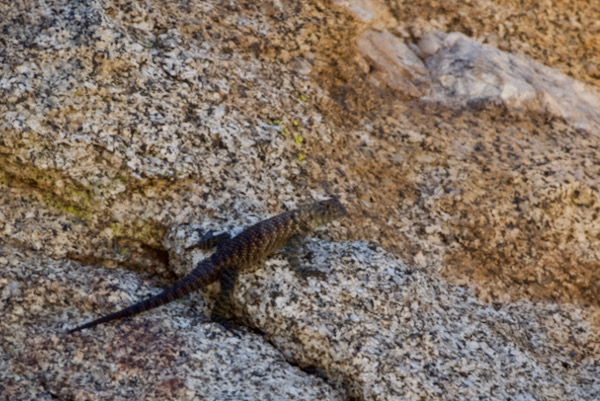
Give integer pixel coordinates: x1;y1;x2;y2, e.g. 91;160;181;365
1;0;599;400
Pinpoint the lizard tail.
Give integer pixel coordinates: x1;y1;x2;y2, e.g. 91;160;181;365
68;261;217;333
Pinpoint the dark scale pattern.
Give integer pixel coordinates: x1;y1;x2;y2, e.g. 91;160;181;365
68;199;346;333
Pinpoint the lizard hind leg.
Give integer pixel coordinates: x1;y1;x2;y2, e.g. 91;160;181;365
210;266;245;329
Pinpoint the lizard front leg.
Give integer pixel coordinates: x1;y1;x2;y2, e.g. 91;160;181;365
186;230;231;251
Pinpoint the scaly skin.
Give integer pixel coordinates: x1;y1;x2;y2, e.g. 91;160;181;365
68;199;346;333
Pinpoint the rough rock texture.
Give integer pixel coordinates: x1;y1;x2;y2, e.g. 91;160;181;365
1;0;599;400
1;247;342;400
239;242;598;400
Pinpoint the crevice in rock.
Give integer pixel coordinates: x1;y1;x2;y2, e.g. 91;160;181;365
38;378;68;401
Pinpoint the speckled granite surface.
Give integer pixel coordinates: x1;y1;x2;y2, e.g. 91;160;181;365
1;0;599;400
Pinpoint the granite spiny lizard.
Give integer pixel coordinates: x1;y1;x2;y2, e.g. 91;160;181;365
68;199;346;333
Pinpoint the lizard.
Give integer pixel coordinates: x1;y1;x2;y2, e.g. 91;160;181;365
68;198;347;333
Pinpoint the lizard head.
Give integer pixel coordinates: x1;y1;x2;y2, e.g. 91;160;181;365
301;198;348;230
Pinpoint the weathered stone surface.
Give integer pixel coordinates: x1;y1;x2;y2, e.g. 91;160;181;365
0;246;343;401
331;0;394;27
239;242;599;400
1;0;600;400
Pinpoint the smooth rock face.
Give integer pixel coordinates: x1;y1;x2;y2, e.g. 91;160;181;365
354;29;600;132
1;0;600;400
421;32;600;133
356;30;430;97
